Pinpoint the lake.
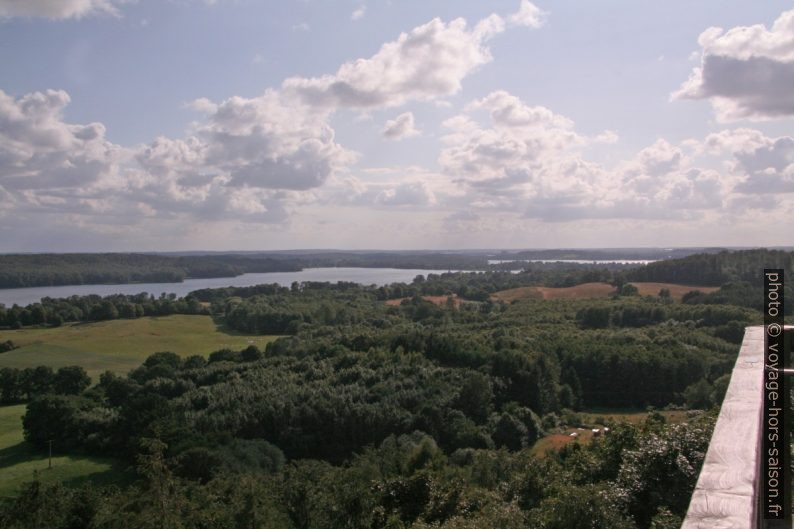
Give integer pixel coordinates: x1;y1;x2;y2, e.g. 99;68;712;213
0;267;464;307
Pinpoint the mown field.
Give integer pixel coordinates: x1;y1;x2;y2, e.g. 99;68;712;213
492;282;720;303
0;315;279;380
0;404;129;498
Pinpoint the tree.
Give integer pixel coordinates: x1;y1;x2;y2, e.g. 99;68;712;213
53;366;91;395
240;345;263;362
491;412;527;450
30;305;47;325
21;366;55;398
453;373;493;423
0;367;22;403
23;395;93;448
683;379;713;409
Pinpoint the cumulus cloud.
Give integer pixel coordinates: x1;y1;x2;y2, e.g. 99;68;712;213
283;3;545;110
703;128;794;194
675;9;794;121
382;112;420;140
436;90;742;223
440;90;583;187
0;88;333;225
0;0;119;19
0;89;125;191
190;90;356;190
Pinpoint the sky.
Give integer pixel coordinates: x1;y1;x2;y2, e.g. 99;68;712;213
0;0;792;251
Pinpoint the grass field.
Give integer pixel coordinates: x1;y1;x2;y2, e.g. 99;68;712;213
492;282;720;303
0;404;129;498
0;315;279;380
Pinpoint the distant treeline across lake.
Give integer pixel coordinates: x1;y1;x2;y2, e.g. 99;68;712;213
0;268;461;307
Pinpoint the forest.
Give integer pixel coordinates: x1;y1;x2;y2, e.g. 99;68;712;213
0;248;774;528
0;254;302;289
623;248;794;286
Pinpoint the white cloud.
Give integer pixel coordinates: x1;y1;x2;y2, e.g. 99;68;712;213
507;0;546;29
382;112;420;140
283;4;544;110
374;181;435;206
704;129;794;194
635;139;684;177
594;130;619;144
0;88;346;225
674;9;794;121
328;177;437;208
192;91;356;190
436;90;749;223
440;90;583;187
351;5;365;21
0;89;125;191
0;0;119;19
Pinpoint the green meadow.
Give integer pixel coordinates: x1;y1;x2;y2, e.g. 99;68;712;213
0;404;129;498
0;315;279;380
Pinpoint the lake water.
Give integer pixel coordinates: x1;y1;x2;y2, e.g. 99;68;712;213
0;267;464;307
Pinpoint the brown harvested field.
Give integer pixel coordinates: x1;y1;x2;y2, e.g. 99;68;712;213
531;432;582;456
630;282;720;300
384;295;464;307
492;282;616;302
531;409;697;457
492;281;720;302
531;430;595;457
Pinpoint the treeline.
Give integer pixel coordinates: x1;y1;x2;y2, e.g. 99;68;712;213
623;248;793;286
682;280;794;315
0;293;208;328
576;301;755;334
267;251;491;270
0;365;90;403
0;253;302;289
500;247;724;261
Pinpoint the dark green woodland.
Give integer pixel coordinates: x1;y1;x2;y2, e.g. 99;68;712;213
0;249;788;528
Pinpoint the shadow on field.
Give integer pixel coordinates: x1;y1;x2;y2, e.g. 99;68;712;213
0;440;134;496
0;441;37;468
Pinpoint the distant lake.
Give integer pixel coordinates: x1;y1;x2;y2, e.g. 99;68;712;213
0;267;462;307
487;259;655;265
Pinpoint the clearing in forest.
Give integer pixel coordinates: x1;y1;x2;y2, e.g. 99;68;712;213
0;315;278;380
